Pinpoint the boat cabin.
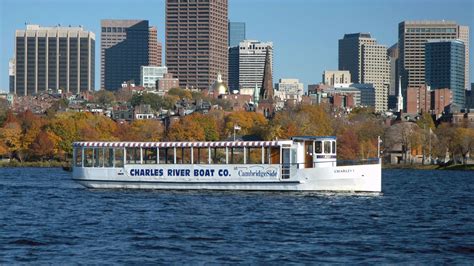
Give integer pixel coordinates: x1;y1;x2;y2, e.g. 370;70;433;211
291;136;337;168
72;137;337;173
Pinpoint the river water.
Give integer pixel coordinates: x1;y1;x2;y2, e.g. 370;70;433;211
0;168;473;263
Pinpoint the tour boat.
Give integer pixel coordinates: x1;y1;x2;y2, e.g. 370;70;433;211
72;136;382;192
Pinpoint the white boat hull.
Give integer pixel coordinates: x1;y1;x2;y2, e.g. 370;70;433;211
72;162;381;192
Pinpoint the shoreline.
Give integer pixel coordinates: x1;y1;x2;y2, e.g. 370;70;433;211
0;161;69;168
383;164;474;171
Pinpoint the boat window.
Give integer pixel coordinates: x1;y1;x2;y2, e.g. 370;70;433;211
126;147;140;164
315;141;322;154
306;142;313;155
230;147;244;164
193;147;208;164
176;148;191;164
263;147;279;164
94;148;104;167
211;148;226;164
84;148;93;167
74;148;82;167
104;148;114;167
176;148;182;164
271;147;280;164
159;148;165;164
167;148;175;164
324;141;331;154
114;148;124;167
332;141;336;155
143;148;157;164
246;147;262;164
183;148;191;164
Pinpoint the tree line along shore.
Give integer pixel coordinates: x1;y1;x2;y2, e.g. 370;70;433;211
0;88;473;169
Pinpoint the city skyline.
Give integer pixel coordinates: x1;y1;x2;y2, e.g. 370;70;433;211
0;0;473;92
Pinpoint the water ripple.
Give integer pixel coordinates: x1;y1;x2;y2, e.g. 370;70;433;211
0;168;474;263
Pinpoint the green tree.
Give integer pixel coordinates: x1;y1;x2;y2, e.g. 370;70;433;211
168;88;193;99
94;90;116;106
435;123;458;163
0;98;9;125
131;93;177;111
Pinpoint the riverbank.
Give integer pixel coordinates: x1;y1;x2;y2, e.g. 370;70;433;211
0;160;68;168
383;163;474;171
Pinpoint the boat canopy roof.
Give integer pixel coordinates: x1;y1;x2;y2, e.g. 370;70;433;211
291;136;336;141
73;140;293;148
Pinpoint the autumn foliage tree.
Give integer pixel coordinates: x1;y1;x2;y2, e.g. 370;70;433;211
30;131;56;161
337;129;360;160
269;105;332;139
116;119;164;141
0;121;22;161
167;115;206;141
223;111;268;139
47;112;118;159
18;110;46;161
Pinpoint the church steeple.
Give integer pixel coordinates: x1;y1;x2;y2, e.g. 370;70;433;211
257;46;275;118
253;83;260;106
260;46;273;100
397;75;404;112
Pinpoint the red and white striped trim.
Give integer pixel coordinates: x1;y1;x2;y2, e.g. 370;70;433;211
72;141;282;148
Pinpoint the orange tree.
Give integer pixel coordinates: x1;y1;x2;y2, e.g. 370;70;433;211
17;110;47;161
0;121;22;161
47;112;118;159
167;115;206;141
223;111;268;139
30;130;56;161
336;129;360;160
116;119;164;141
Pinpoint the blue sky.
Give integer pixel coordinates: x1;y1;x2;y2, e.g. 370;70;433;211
0;0;473;92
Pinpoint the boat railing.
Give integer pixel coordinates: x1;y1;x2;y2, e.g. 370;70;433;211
336;158;380;166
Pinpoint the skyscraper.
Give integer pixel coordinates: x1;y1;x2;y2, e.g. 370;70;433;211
457;25;470;91
425;39;465;107
228;45;240;92
14;24;95;95
338;33;376;83
228;21;246;91
339;33;390;112
398;20;469;109
166;0;228;90
230;40;273;92
228;22;246;47
101;20;161;90
387;43;399;96
361;43;390;111
148;26;163;67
